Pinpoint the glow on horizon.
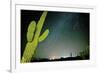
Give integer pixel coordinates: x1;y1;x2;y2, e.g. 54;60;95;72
49;55;71;60
49;56;56;60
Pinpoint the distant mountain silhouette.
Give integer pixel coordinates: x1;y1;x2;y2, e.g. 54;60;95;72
31;56;89;62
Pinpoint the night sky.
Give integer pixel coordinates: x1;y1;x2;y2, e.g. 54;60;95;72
21;10;89;60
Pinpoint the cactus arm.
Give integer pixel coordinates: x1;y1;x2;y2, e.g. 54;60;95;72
27;21;36;42
34;11;48;40
39;29;49;42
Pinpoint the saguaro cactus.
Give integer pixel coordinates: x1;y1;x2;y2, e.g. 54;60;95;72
21;11;49;63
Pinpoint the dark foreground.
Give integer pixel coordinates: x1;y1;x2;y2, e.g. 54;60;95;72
31;56;89;62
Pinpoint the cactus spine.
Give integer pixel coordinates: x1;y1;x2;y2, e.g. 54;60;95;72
21;11;49;63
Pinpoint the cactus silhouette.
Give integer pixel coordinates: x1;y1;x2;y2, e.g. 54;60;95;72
79;45;89;59
21;11;49;63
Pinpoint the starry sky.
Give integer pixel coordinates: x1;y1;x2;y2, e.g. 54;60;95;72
21;10;89;59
